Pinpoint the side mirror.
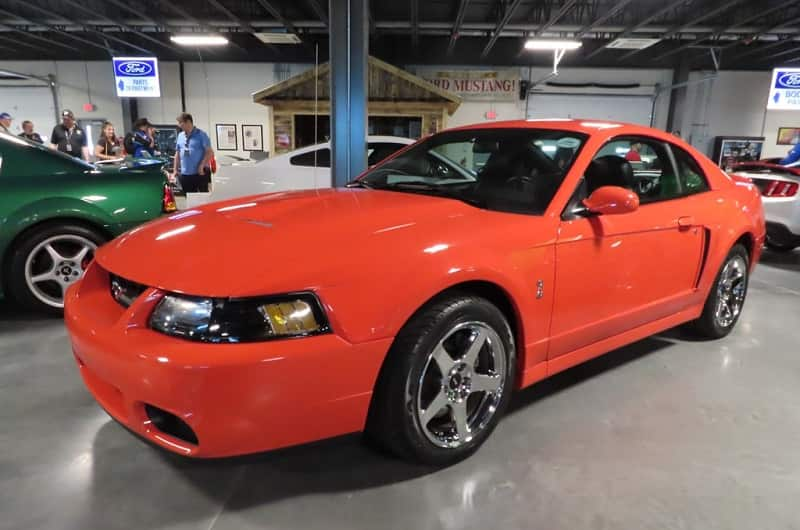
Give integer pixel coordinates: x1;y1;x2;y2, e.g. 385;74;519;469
582;185;639;215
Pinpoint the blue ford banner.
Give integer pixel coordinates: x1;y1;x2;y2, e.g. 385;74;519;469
768;67;800;110
112;57;161;98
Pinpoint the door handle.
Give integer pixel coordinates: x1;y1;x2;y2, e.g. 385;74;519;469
677;216;695;230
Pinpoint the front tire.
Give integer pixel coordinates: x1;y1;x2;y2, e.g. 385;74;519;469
689;244;749;339
366;293;516;466
7;223;106;314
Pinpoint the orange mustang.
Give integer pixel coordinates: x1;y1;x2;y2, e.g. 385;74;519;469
65;120;765;464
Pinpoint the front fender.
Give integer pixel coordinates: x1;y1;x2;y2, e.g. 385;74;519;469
0;197;115;258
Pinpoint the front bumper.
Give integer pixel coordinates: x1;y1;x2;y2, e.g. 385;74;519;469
64;263;391;457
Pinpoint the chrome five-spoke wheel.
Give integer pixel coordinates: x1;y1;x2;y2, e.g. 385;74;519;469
414;322;507;448
24;234;97;309
714;254;747;329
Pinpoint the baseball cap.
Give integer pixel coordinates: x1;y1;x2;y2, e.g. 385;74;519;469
0;112;12;120
61;109;75;118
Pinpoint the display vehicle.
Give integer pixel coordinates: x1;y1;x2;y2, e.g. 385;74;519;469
0;133;175;312
65;120;765;464
209;136;413;201
731;159;800;251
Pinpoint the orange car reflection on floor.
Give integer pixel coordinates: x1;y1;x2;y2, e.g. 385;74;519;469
65;120;765;465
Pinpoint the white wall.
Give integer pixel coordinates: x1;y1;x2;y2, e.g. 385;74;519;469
0;61;124;142
680;70;800;159
412;65;673;131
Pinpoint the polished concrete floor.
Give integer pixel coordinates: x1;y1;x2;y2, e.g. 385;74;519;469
1;249;799;530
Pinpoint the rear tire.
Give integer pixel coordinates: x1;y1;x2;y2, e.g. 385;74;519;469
7;223;106;314
688;244;749;339
365;293;516;466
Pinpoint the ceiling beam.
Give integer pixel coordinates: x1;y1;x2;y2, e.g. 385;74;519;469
205;0;257;33
532;0;578;37
575;0;634;38
653;0;799;62
411;0;419;48
481;0;525;58
619;0;747;61
447;0;470;55
253;0;298;34
692;13;800;64
7;0;154;55
584;0;692;60
57;0;180;54
0;7;119;54
754;44;800;63
0;22;76;51
307;0;329;26
0;32;50;53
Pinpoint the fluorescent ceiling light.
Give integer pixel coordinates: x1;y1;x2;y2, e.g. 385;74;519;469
170;35;229;46
525;39;582;51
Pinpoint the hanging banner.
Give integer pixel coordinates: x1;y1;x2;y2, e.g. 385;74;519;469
767;67;800;110
113;57;161;98
419;69;520;102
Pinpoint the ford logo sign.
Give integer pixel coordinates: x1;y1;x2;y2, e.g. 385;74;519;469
776;72;800;89
117;61;153;76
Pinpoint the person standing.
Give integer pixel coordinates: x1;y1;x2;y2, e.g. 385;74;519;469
0;112;12;134
625;141;642;162
18;120;43;143
128;118;156;157
94;121;120;161
50;109;89;161
173;113;214;193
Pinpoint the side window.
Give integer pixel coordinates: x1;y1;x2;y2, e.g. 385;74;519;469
589;137;681;204
290;148;331;168
670;145;710;195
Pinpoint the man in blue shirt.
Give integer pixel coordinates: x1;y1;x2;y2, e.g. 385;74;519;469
173;113;214;192
779;142;800;167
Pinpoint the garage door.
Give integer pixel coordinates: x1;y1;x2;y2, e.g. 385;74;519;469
526;93;654;126
0;86;56;141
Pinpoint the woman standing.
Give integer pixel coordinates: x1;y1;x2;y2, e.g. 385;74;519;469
94;122;120;161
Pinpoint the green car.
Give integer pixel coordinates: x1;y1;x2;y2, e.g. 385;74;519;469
0;133;175;313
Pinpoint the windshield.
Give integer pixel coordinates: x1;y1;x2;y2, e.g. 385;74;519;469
358;128;587;214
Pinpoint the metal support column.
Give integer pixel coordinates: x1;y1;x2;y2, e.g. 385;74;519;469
329;0;368;187
666;54;691;134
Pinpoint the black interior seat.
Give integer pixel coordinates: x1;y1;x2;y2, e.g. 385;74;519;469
585;155;634;194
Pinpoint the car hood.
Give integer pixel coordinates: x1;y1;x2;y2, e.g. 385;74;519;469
96;188;487;297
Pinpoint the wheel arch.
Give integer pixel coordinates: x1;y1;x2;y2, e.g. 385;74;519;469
1;216;113;292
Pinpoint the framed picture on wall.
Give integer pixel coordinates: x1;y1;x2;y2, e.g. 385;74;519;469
712;136;765;171
777;127;800;145
215;124;238;151
242;124;264;151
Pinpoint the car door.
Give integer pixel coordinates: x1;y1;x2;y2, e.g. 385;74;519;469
549;136;708;360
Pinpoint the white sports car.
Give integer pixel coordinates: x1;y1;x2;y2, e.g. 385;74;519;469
209;136;413;202
732;160;800;252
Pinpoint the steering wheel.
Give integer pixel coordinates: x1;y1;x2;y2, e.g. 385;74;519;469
634;176;657;195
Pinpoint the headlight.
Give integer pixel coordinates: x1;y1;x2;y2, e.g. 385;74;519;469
149;293;329;343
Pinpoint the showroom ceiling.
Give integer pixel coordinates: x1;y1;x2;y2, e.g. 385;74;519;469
0;0;798;70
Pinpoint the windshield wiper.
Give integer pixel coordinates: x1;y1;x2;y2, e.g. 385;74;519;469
382;181;486;208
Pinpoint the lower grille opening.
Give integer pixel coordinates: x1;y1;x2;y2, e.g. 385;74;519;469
144;404;199;445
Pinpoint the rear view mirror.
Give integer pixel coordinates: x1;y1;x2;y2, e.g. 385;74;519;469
582;186;639;215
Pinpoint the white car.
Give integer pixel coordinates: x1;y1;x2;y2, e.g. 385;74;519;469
732;160;800;251
209;136;413;202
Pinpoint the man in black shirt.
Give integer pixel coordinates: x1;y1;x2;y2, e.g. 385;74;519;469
18;120;43;144
50;109;88;161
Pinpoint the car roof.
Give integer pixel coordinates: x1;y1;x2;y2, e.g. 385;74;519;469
447;119;666;139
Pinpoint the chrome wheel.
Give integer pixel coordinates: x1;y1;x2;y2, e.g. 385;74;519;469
24;235;96;309
413;321;507;449
714;255;747;329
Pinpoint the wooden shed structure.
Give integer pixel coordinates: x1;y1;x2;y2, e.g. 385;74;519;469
253;56;461;154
